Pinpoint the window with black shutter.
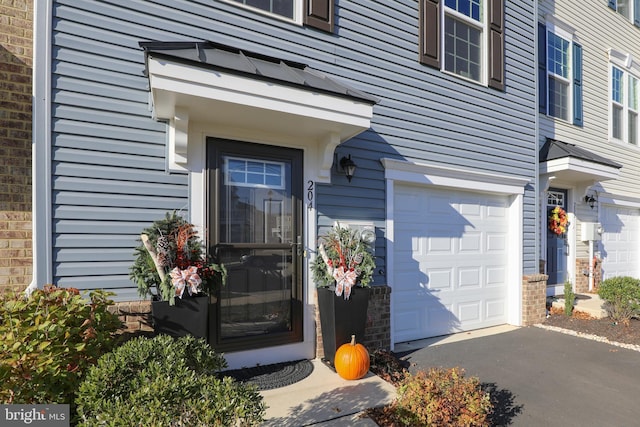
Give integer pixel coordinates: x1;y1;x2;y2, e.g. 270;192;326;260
419;0;504;91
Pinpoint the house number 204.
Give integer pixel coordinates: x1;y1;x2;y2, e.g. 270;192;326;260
307;180;314;203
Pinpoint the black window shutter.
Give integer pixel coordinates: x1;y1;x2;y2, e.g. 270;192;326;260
634;0;640;26
488;0;504;91
538;22;547;114
608;0;617;10
419;0;441;68
304;0;334;33
573;43;583;126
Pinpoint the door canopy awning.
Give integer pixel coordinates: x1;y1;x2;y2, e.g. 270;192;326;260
139;41;378;181
539;138;622;189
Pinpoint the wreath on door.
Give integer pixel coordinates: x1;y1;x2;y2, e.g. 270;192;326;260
548;206;568;236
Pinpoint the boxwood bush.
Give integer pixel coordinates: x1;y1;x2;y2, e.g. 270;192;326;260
0;286;122;405
75;334;265;426
598;276;640;325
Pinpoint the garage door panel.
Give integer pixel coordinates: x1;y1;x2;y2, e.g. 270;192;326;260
486;299;506;320
458;301;481;322
601;205;640;280
460;232;482;252
459;268;481;288
394;185;509;342
487;233;507;251
486;267;506;287
428;269;454;290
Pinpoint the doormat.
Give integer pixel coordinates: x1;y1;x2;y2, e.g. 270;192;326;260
222;359;314;390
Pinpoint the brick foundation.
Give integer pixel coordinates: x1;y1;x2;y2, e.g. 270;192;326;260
315;285;392;359
522;274;548;325
575;257;602;294
108;300;153;336
0;0;34;292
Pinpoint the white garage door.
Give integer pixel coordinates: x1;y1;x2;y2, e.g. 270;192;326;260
393;184;509;343
601;205;640;280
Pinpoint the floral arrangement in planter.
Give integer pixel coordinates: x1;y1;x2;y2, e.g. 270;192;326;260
130;212;226;305
311;224;376;299
548;206;568;236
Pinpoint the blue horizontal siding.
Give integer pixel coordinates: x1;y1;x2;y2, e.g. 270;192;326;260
49;0;537;297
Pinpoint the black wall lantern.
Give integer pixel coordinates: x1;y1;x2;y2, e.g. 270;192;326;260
584;195;596;209
339;155;357;182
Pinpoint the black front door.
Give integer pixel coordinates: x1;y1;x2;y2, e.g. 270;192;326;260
207;138;303;352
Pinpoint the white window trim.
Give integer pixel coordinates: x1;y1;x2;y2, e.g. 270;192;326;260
545;16;576;123
441;0;488;86
611;0;637;24
219;0;302;25
608;49;640;147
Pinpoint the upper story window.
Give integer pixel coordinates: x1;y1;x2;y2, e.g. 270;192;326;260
610;64;639;145
419;0;505;91
608;0;640;27
224;0;334;32
230;0;294;20
443;0;483;82
538;18;583;126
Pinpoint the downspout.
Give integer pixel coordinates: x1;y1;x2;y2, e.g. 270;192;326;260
534;0;540;277
26;0;54;295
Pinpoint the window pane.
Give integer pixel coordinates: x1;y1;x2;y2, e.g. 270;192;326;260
629;111;638;145
547;33;569;79
612;67;624;103
444;16;482;81
232;0;294;19
618;0;630;18
613;105;623;139
548;77;569;120
629;75;638;110
445;0;482;21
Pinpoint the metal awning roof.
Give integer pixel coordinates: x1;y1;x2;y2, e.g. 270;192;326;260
539;138;621;185
540;138;622;169
139;41;379;104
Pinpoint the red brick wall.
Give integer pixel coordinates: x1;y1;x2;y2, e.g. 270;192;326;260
575;257;602;294
522;274;548;325
0;0;33;292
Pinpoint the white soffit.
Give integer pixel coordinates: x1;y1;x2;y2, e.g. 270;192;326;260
540;157;621;183
146;57;375;178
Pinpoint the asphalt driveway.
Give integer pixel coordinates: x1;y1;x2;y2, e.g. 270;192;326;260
399;326;640;426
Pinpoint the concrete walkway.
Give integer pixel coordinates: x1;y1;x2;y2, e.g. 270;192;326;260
260;359;396;426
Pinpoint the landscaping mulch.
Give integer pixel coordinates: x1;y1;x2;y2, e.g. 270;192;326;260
541;308;640;347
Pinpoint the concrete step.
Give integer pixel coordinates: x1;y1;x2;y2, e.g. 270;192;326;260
549;293;608;319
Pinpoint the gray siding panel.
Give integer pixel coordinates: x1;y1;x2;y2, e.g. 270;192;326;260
50;0;537;297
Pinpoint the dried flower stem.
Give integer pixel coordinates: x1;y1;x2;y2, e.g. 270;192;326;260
141;234;166;282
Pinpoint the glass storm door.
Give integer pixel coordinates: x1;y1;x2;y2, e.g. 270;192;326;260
207;138;303;352
546;189;568;286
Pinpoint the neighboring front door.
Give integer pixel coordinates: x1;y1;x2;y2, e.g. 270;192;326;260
546;189;568;287
207;138;303;353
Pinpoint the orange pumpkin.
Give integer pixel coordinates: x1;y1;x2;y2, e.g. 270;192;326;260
334;334;370;380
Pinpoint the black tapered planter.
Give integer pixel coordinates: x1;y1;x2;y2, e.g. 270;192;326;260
151;295;208;339
317;286;369;366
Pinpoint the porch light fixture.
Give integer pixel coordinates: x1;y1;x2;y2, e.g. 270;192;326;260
584;195;596;209
340;155;357;182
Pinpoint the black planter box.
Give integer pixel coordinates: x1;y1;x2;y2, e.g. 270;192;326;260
151;295;208;339
317;287;369;366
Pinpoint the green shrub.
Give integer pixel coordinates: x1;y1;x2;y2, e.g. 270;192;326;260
564;280;575;317
394;367;492;427
598;276;640;325
0;287;122;405
76;334;265;426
